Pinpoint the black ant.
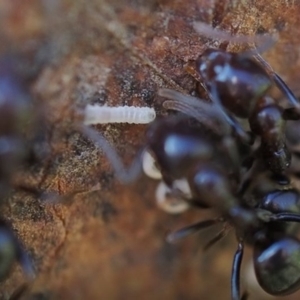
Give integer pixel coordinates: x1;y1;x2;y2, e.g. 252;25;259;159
147;116;300;299
152;26;300;299
80;23;300;300
82;104;300;299
162;23;300;176
0;54;41;282
197;48;300;175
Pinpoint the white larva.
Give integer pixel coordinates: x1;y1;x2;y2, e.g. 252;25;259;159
84;104;156;125
172;178;192;200
142;149;162;180
155;181;190;214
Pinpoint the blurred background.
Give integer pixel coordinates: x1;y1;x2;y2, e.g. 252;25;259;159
1;0;300;299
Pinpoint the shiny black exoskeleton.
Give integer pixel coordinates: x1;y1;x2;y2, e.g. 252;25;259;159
253;187;300;296
146;116;242;189
195;48;300;175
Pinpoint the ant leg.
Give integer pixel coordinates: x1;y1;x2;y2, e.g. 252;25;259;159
79;125;145;184
13;183;60;203
0;221;34;280
231;241;244;300
282;107;300;121
221;136;243;178
241;291;249;300
269;212;300;223
7;222;35;279
193;22;275;54
166;218;222;243
203;227;228;251
237;153;269;196
9;283;29;300
274;74;300;109
14;184;43;197
254;53;300;110
160;87;253;146
209;86;252;144
16;243;35;280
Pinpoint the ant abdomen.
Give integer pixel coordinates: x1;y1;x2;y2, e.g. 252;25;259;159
254;236;300;296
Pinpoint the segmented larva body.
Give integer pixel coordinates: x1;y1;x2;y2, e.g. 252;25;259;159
84;104;156;125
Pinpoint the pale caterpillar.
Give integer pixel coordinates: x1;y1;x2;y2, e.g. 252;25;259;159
84;104;156;125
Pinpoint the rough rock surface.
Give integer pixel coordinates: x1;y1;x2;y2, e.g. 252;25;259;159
1;1;300;299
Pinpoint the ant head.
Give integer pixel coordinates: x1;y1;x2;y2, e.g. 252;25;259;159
195;48;231;83
146;116;214;179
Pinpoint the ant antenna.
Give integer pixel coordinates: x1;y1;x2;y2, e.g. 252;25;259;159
166;218;222;243
231;241;244;300
203;227;228;251
193;22;276;55
253;53;300;110
79;125;145;184
158;88;231;135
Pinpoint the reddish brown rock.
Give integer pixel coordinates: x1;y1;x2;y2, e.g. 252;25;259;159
1;1;300;299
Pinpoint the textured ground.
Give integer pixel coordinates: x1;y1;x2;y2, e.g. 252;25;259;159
1;1;300;299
